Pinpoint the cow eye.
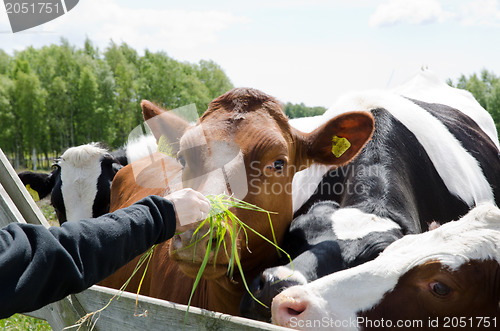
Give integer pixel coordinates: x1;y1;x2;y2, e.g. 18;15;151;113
273;160;285;171
177;154;186;168
430;281;451;296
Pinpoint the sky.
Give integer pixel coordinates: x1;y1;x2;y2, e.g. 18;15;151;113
1;0;500;108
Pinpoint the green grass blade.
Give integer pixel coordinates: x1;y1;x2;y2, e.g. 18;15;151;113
184;225;214;325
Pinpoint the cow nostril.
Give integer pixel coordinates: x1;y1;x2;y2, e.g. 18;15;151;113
272;296;310;326
257;274;267;292
208;237;219;250
287;307;304;316
172;234;182;250
285;300;307;316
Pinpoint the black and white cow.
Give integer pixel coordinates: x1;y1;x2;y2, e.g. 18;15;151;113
272;203;500;330
18;135;157;224
240;69;500;321
18;144;122;224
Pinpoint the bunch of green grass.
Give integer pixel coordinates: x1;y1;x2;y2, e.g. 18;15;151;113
183;194;292;317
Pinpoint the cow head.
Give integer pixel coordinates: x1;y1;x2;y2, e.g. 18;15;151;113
141;88;374;282
271;203;500;330
240;201;403;321
19;144;122;224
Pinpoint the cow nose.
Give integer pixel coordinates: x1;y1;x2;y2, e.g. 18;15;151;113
240;268;305;321
172;228;197;251
271;287;310;327
173;227;212;250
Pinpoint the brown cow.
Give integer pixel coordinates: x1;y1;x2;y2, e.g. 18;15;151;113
101;88;375;315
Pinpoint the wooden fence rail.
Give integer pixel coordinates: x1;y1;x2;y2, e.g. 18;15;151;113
0;148;290;331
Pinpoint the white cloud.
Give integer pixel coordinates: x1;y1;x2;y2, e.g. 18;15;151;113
369;0;450;27
458;0;500;27
369;0;500;28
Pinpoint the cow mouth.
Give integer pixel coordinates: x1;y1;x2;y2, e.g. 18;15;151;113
173;259;230;279
170;234;235;279
169;221;243;278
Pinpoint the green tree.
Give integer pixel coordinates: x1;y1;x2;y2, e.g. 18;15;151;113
138;50;218;117
487;83;500;136
284;102;326;119
93;60;116;145
75;66;99;143
10;58;46;168
84;37;99;60
138;50;180;107
173;62;211;114
196;60;233;99
27;44;72;154
0;50;10;75
105;42;140;145
47;76;71;153
449;69;500;139
0;74;14;159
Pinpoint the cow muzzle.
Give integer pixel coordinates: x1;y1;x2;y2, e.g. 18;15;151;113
240;266;308;321
271;286;313;329
169;222;239;279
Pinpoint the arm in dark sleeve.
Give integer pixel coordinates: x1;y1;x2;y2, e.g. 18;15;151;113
0;195;176;318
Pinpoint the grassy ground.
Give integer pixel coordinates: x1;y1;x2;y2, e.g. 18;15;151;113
0;198;58;330
36;198;59;226
0;314;51;331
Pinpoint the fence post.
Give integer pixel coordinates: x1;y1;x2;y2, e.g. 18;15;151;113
0;148;49;227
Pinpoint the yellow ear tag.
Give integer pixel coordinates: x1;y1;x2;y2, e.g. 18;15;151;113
26;184;40;202
157;135;174;157
331;136;351;158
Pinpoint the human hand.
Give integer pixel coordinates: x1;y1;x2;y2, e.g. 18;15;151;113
164;188;211;232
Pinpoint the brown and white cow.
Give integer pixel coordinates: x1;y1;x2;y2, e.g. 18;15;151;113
100;88;375;315
272;203;500;330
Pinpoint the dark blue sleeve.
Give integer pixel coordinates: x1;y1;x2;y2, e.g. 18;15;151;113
0;195;176;318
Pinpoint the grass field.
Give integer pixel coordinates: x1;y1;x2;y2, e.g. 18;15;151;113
1;198;58;330
0;314;51;331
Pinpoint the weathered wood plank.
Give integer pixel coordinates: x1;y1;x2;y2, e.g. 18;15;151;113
0;149;49;227
0;184;26;227
70;285;289;331
26;296;94;331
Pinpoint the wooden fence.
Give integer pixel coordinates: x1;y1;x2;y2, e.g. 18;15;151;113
0;148;290;331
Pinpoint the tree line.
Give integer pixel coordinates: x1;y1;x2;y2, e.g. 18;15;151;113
0;38;326;169
0;38;234;168
1;38;498;169
447;70;500;137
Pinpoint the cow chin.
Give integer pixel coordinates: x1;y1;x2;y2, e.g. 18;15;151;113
174;260;229;280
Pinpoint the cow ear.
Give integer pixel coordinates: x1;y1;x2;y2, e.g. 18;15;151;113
141;100;192;155
299;111;374;166
101;154;124;177
112;162;123;176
